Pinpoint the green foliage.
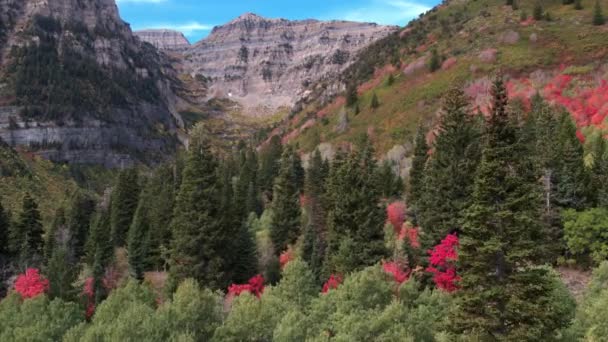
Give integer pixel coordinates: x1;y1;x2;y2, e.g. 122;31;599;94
345;83;358;107
377;160;404;198
110;168;140;247
370;92;380;109
429;48;441;72
128;195;151;280
66;190;96;260
533;2;544;20
45;245;78;301
10;193;44;266
325;139;387;275
258;135;283;201
563;208;608;264
568;262;608;340
0;294;84;341
409;123;429;218
419;87;481;246
0;199;10;255
270;146;303;254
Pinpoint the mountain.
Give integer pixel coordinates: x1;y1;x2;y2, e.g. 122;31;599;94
139;13;397;116
134;29;190;51
272;0;608;179
0;0;181;167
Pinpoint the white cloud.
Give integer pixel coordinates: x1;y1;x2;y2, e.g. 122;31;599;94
327;0;431;26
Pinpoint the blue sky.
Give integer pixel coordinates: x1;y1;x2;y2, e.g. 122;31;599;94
116;0;439;43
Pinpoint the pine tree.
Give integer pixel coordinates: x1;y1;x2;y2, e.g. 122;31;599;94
325;136;387;275
45;245;77;301
86;206;113;269
44;208;66;263
127;193;150;280
370;92;380;110
269;146;302;254
590;134;608;206
408;124;429;214
377;161;403;198
429;48;440;72
236;147;260;218
258;135;283;202
110;168;140;246
66;191;95;260
594;0;605;25
168;136;227;291
386;74;395;86
419;86;482;246
301;149;329;281
0;200;10;256
453;77;557;339
11;194;44;265
555;112;590;210
346;83;358;107
232;223;258;284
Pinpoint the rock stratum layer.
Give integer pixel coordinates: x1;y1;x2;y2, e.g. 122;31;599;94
0;0;180;167
139;13;397;115
134;29;190;51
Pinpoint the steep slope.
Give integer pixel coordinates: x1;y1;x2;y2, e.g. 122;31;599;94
143;13;397;116
134;29;190;51
275;0;608;178
0;0;181;167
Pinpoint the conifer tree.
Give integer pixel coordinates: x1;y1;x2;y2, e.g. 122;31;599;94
370;92;380;110
127;193;150;280
168;135;227;291
575;0;583;10
44;208;66;263
408;124;429;214
66;191;95;260
377;161;403;198
236;147;261;218
232;223;258;284
45;245;77;301
590;134;608;206
429;48;441;72
594;0;605;25
301;149;329;281
386;74;395;86
325;136;387;275
269;146;302;254
11;194;44;265
0;200;10;256
258;135;283;201
419;86;482;246
86;206;113;270
346;83;358;107
533;2;544;20
110;168;140;246
555;112;590;210
453;77;557;339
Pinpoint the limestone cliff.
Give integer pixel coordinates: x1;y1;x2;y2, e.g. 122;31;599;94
134;29;190;51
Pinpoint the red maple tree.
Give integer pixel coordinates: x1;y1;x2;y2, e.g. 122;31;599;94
14;268;49;299
382;261;410;284
426;233;460;292
227;274;266;299
387;202;406;233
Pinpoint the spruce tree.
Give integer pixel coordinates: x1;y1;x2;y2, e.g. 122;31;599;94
269;146;302;254
44;208;66;263
258;135;283;201
453;77;557;340
325;136;387;275
66;190;95;260
594;0;605;25
168;136;227;291
0;200;9;256
408;124;429;215
301;149;329;281
45;245;77;301
429;48;440;72
86;206;113;269
555;112;590;210
590;134;608;206
236;147;260;218
11;194;44;265
232;223;258;284
346;83;358;107
127;194;150;280
110;168;140;246
419;86;482;246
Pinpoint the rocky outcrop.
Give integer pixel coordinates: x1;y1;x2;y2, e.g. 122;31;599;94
180;13;397;115
0;0;181;167
134;29;190;51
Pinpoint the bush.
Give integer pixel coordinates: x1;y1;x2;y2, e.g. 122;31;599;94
563;208;608;264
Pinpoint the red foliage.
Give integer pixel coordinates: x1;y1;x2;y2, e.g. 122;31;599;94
13;268;49;299
279;247;294;270
398;225;421;249
322;274;343;293
82;277;96;319
387;202;406;233
382;261;410;284
227;274;266;298
426;234;460;292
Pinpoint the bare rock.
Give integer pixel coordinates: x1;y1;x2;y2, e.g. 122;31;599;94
134;29;191;51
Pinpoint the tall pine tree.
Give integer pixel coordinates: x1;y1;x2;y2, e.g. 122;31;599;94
258;135;283;202
453;77;557;340
11;193;44;266
0;199;9;256
168;135;227;291
110;168;140;246
127;189;151;280
66;190;95;260
419;86;482;246
408;123;429;218
325;136;387;275
269;146;302;254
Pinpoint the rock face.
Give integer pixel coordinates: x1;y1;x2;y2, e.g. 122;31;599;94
0;0;180;167
134;29;190;51
176;13;396;115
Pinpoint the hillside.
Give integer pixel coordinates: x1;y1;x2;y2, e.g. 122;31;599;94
275;0;608;178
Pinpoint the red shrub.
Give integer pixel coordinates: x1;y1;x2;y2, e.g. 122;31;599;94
14;268;49;299
387;202;406;233
279;247;294;269
322;274;343;293
426;234;460;292
227;274;266;299
82;277;96;319
398;225;421;249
